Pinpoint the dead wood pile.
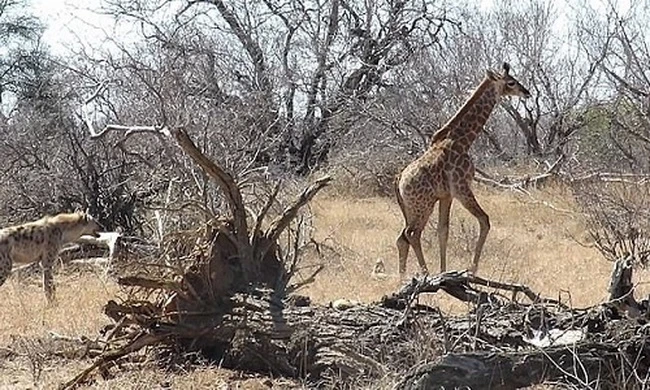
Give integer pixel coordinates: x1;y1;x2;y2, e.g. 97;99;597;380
61;257;650;389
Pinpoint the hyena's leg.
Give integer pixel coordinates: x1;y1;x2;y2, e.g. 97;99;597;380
0;251;12;289
40;248;59;303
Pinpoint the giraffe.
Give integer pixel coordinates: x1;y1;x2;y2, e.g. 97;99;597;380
395;62;530;276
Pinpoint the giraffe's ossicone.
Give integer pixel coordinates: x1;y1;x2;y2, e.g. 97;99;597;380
396;62;530;276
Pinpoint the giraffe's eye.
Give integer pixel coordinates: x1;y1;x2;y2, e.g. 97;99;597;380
507;80;517;88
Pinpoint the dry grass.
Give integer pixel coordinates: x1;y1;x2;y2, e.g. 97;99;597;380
303;182;646;310
0;272;304;389
0;181;646;388
0;357;298;389
0;272;116;346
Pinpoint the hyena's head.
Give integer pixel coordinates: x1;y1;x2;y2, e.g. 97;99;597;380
77;211;102;238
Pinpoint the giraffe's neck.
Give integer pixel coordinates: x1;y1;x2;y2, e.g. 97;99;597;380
430;77;500;152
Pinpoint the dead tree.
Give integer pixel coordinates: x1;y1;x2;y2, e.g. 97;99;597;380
83;117;330;289
59;109;332;380
60;260;650;390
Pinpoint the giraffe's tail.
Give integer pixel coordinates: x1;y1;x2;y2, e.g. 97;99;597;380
394;173;408;222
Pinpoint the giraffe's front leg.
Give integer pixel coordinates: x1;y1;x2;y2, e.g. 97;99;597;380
40;248;58;304
455;187;490;274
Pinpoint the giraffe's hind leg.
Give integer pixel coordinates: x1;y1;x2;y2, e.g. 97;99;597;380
405;227;429;275
397;228;410;275
398;201;435;276
395;174;435;276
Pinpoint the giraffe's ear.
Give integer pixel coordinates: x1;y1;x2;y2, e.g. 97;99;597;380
502;62;510;76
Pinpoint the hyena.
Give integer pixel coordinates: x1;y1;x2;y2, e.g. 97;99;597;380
0;211;102;302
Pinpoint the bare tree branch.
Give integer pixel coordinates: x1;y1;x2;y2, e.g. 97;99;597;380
171;127;249;244
264;176;332;249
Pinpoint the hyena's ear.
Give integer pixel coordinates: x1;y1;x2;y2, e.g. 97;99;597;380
81;207;90;222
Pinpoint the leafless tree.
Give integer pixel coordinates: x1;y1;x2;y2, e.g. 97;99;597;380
346;0;603;172
95;0;453;174
579;0;650;172
573;179;650;267
445;0;604;163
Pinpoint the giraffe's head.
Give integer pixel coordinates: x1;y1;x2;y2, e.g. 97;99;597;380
487;62;531;99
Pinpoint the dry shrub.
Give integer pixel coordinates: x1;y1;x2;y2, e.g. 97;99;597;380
572;180;650;266
323;148;411;198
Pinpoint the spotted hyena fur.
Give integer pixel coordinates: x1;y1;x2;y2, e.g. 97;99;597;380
0;212;102;302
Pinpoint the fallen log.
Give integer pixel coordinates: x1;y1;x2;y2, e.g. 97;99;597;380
396;259;650;389
396;342;628;390
61;262;650;389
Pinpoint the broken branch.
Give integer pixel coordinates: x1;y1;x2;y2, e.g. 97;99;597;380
171;127;249;243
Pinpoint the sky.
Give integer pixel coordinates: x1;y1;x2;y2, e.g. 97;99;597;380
30;0;130;54
29;0;634;56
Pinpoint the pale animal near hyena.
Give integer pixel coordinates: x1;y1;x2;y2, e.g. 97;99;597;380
0;211;102;302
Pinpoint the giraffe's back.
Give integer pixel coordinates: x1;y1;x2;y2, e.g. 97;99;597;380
397;141;476;225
